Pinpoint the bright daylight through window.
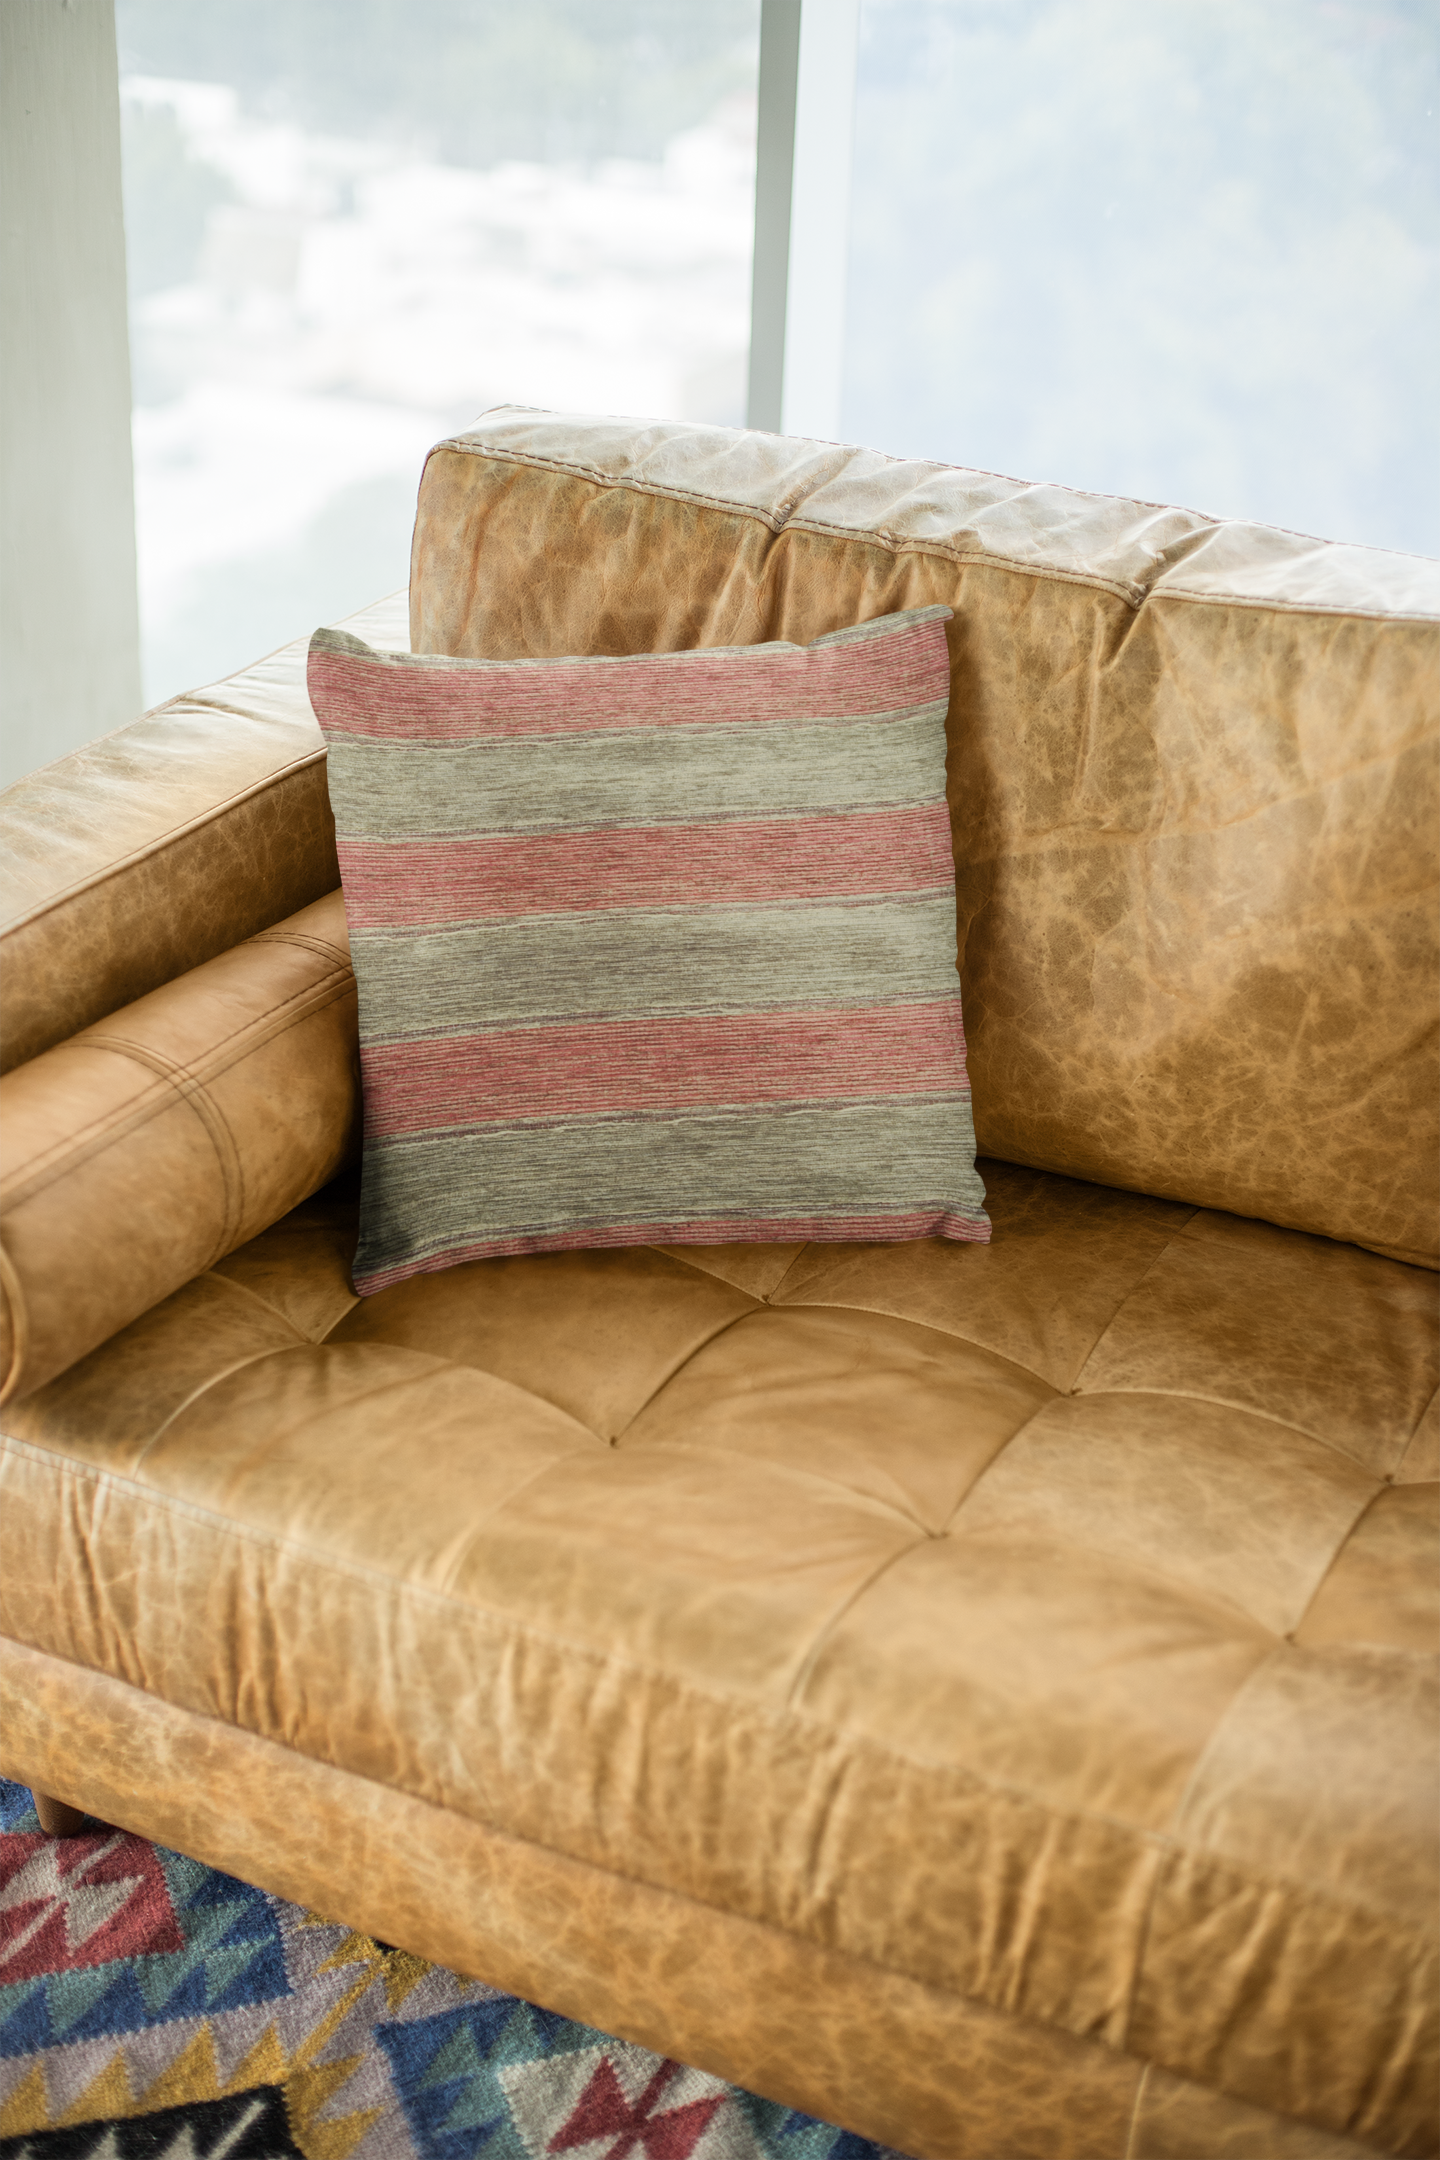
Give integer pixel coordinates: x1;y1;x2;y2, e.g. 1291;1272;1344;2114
843;0;1437;555
114;0;1435;715
116;1;760;709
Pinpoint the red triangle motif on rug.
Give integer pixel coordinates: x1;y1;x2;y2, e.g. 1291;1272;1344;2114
549;2053;727;2160
0;1830;183;1980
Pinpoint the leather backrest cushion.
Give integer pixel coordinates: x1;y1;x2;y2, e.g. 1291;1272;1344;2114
0;892;359;1403
0;595;407;1075
410;412;1440;1268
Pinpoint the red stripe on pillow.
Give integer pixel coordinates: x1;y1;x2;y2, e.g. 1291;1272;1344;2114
338;805;955;926
310;617;949;740
361;1001;968;1132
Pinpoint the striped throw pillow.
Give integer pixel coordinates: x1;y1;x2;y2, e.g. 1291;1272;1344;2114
308;605;989;1293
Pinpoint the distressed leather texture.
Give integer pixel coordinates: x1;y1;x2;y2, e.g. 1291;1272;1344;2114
0;892;359;1402
412;412;1440;1268
1;414;1437;2157
2;1164;1435;2153
0;1641;1388;2160
0;594;405;1075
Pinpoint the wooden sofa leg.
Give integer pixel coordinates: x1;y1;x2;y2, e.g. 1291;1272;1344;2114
32;1790;88;1837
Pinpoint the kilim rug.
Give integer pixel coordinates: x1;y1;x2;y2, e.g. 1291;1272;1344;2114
0;1781;902;2160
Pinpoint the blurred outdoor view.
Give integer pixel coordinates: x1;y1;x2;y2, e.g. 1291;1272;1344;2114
117;0;759;707
118;0;1435;711
843;0;1438;557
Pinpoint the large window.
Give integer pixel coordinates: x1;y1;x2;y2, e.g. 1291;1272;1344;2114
840;0;1437;555
114;0;1435;715
116;1;759;706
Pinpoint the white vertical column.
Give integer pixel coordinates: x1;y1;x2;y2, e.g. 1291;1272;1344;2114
745;0;861;441
746;0;802;435
1;0;142;788
780;0;860;439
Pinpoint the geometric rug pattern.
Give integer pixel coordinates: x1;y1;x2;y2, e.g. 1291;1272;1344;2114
0;1782;903;2160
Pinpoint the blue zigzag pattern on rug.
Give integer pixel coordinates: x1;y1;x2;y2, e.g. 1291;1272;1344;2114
0;1780;904;2160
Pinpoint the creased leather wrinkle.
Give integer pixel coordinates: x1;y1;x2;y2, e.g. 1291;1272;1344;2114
127;1346;304;1478
0;1426;1402;1884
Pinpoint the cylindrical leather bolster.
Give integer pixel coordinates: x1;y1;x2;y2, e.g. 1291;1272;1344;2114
0;891;359;1404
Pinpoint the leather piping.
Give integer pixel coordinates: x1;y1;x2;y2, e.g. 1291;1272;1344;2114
430;435;1440;624
247;930;351;964
76;1036;248;1266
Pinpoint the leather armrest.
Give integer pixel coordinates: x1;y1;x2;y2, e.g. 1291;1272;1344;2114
0;890;359;1404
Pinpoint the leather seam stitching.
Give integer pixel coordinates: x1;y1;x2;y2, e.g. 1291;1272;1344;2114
622;1433;927;1533
766;1242;819;1301
77;1038;247;1264
202;1268;316;1340
247;932;350;964
8;963;348;1159
431;438;1147;602
643;1246;802;1303
760;1288;1096;1390
1286;1485;1395;1642
1067;1214;1204;1392
941;1506;1310;1643
0;970;355;1216
128;1345;306;1475
784;1535;929;1710
1073;1383;1397;1472
766;1297;1062;1395
434;436;1440;623
1113;1616;1422;2065
609;1304;765;1444
131;1351;602;1486
939;1395;1064;1531
1393;1384;1439;1481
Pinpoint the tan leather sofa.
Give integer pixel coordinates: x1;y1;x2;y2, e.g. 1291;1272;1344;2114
1;411;1436;2160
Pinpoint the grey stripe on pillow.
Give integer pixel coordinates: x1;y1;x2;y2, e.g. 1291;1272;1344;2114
353;894;962;1040
329;710;947;839
361;1098;983;1262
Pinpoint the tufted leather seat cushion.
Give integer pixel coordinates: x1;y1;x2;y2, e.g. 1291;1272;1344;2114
2;1161;1434;2154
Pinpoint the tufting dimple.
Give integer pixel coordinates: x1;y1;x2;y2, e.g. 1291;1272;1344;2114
2;1153;1435;2154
